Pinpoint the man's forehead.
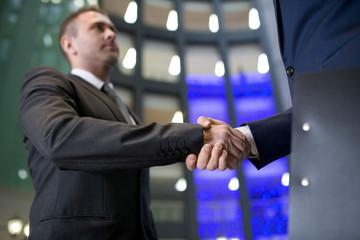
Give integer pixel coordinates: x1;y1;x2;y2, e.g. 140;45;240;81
77;11;113;25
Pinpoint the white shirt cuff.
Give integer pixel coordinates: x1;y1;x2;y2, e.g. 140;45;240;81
236;125;259;159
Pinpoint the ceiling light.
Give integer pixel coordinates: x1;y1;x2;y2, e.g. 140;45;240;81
8;218;23;236
166;10;178;31
73;0;84;8
228;177;240;191
124;1;137;24
43;33;53;48
86;0;98;5
122;48;136;69
168;55;181;76
24;222;30;237
209;13;219;33
281;172;290;187
172;111;184;123
18;169;28;180
257;53;269;73
249;8;260;30
215;60;225;77
175;178;187;192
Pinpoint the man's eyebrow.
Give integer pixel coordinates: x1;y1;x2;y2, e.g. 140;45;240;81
89;21;118;33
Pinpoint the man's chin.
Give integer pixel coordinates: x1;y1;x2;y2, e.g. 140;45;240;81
106;58;118;69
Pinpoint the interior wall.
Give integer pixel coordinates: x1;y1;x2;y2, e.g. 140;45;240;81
0;187;34;239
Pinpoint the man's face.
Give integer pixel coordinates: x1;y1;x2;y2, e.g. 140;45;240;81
71;11;119;69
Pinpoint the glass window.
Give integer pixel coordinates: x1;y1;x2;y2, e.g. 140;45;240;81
116;32;136;76
142;92;180;124
228;43;263;75
183;1;213;33
143;92;186;228
223;1;252;31
142;39;179;83
185;45;221;75
230;71;289;239
143;0;174;29
101;0;131;19
150;163;186;223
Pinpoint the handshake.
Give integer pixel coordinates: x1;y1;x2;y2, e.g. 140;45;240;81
185;116;251;171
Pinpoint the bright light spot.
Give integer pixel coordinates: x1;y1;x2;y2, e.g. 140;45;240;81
122;48;136;69
175;178;187;192
8;219;23;235
228;177;240;191
215;60;225;77
18;169;28;180
301;177;310;187
172;111;184;123
51;0;62;4
302;122;310;131
217;237;228;240
257;53;269;73
87;0;98;6
124;1;137;24
168;55;181;76
73;0;84;8
281;172;290;187
24;223;30;237
249;8;260;30
43;33;53;48
166;10;178;31
209;13;219;33
230;238;240;240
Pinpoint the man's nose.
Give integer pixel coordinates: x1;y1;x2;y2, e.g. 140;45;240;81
105;28;116;40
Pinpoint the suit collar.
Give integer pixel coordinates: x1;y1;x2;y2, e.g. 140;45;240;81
71;68;105;90
67;74;141;125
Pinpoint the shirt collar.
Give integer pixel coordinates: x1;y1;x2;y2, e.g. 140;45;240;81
71;68;114;90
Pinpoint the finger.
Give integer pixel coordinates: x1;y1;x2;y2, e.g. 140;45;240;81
218;150;228;171
197;144;212;170
227;156;239;170
203;117;227;126
206;142;223;171
227;130;251;159
185;154;197;171
197;116;211;129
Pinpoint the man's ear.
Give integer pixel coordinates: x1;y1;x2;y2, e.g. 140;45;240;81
60;35;77;57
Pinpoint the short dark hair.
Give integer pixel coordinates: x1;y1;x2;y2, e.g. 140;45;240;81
58;6;109;59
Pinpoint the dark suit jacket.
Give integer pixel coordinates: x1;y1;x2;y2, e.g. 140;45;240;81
249;0;360;169
19;66;203;240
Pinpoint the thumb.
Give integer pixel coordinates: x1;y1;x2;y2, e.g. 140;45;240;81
185;154;197;171
197;116;211;129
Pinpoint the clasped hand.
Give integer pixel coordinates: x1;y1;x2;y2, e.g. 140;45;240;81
186;116;251;171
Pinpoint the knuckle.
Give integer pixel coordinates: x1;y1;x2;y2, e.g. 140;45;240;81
207;164;216;171
197;163;206;170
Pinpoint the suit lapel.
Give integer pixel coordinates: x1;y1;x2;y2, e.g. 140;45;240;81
67;74;132;123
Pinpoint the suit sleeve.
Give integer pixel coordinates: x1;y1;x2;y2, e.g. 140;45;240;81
246;108;292;169
19;66;204;171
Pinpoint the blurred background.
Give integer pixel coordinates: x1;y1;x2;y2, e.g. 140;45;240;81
0;0;292;239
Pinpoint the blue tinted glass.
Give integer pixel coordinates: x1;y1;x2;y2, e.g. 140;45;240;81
186;74;244;239
186;72;289;240
231;72;289;239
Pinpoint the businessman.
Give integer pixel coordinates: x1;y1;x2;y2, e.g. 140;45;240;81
186;0;360;171
19;6;249;240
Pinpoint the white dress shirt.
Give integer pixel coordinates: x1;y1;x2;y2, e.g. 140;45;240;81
236;125;259;159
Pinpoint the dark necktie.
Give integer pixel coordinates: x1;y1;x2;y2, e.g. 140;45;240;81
102;84;135;125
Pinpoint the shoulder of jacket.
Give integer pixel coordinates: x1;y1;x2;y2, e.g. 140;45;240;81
21;66;76;92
